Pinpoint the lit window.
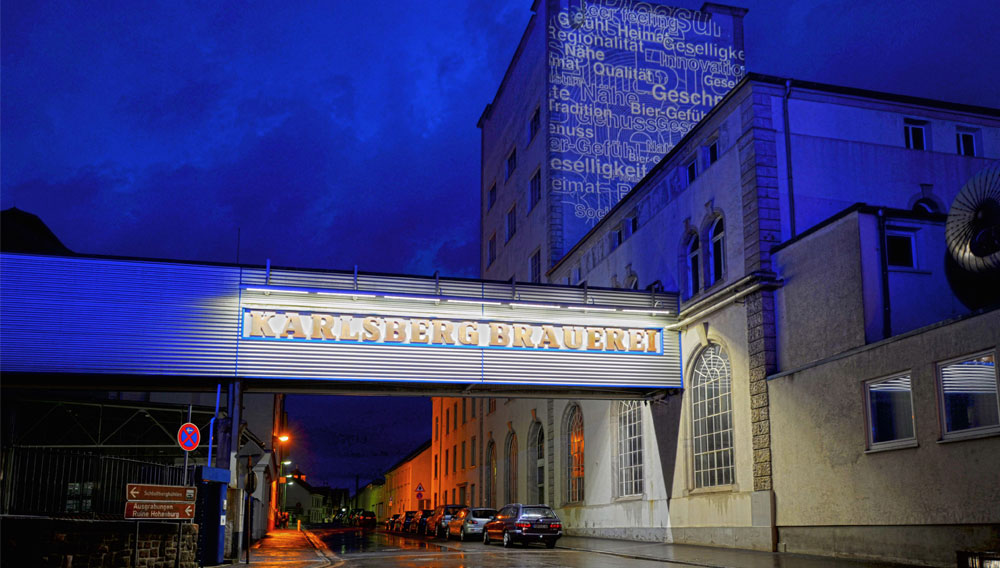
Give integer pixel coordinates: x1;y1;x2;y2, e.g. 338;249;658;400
530;250;541;283
956;128;979;157
692;344;734;487
686;236;700;298
710;217;725;285
529;170;541;211
487;234;497;266
886;230;915;268
529;108;540;141
487;184;497;210
865;374;916;450
904;119;927;150
686;160;698;183
506;147;517;180
505;432;518;503
506;205;517;242
566;405;585;503
938;352;999;438
616;401;643;496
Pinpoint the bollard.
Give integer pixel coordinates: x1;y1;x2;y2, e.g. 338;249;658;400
297;519;301;531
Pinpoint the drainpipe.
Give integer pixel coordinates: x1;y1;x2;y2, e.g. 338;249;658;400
783;80;797;238
877;209;892;339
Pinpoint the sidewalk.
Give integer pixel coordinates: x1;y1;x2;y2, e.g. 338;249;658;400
556;536;921;568
244;529;336;568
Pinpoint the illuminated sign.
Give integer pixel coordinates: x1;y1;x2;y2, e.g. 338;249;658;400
243;310;663;355
547;1;745;246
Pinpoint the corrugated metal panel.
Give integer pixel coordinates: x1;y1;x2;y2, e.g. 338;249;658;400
2;253;682;388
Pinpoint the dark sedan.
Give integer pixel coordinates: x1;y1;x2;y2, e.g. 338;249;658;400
483;503;562;548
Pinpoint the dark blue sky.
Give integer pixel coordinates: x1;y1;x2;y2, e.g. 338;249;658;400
3;0;998;490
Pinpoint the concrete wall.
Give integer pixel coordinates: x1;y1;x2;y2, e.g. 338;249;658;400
769;310;1000;566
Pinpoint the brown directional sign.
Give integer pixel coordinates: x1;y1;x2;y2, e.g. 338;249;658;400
125;501;195;520
126;484;196;502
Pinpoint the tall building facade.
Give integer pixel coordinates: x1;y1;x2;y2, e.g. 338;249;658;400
480;1;747;280
435;65;1000;564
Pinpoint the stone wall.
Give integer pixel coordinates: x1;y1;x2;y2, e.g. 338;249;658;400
2;517;198;568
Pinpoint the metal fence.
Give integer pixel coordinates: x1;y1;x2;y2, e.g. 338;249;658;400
2;447;190;518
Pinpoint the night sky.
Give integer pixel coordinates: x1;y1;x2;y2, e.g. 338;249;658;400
3;0;998;490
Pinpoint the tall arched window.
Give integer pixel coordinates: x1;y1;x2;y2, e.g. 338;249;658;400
691;343;734;488
505;432;518;504
709;217;725;285
686;235;700;298
566;405;585;503
616;401;643;497
528;424;545;503
485;441;497;507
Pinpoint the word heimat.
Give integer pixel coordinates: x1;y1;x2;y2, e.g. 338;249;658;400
245;311;661;354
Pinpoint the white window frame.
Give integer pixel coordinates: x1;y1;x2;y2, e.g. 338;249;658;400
864;373;918;452
885;228;917;269
937;350;1000;441
614;401;644;498
709;217;725;285
904;119;928;151
566;405;585;503
691;344;735;488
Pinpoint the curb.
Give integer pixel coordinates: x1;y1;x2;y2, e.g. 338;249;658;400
555;543;726;568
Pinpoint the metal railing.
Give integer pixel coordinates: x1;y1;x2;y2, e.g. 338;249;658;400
2;447;190;518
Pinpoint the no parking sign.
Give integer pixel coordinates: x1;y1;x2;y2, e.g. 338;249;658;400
177;423;200;452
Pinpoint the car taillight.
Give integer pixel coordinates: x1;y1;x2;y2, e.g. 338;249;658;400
515;522;531;529
551;523;562;529
467;519;477;525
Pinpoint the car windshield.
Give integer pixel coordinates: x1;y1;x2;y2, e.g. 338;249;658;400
521;507;556;518
471;508;497;518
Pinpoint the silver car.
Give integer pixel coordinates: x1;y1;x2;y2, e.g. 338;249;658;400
447;507;498;541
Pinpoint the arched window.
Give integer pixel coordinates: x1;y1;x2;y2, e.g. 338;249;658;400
485;441;497;507
691;343;734;488
528;424;545;503
686;235;700;298
913;198;939;213
709;217;725;285
566;405;585;503
505;432;518;504
615;401;644;497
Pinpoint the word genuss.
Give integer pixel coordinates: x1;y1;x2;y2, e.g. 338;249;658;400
245;311;662;354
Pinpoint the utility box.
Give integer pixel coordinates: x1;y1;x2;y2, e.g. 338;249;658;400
195;466;230;566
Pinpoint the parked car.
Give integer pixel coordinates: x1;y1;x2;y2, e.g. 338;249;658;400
425;504;465;537
447;507;497;541
358;510;377;528
398;510;418;532
410;509;435;534
483;504;562;548
385;513;400;531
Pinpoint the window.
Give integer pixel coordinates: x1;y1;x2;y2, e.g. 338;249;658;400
623;214;638;239
485;441;497;507
488;184;497;210
461;441;466;469
445;409;450;434
904;119;927;150
472;400;476;419
458;486;466;506
530;426;545;504
572;266;582;285
865;374;916;450
434;454;439;479
444;449;449;476
505;432;518;504
566;405;585;503
462;399;467;424
506;147;517;180
709;217;725;285
506;205;517;242
471;483;476;506
616;401;643;496
452;444;457;472
434;417;439;440
913;198;939;214
454;403;458;429
691;344;734;487
938;351;999;438
488;398;496;414
530;250;541;283
471;436;476;466
956;128;979;157
609;228;622;251
529;108;540;141
886;230;916;268
530;170;541;211
686;236;700;297
452;488;456;503
686;160;697;184
487;234;497;266
708;140;719;165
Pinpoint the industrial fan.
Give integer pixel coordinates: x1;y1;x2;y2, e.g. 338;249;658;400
945;162;1000;309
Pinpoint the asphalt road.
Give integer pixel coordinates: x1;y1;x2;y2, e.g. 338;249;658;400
313;527;680;567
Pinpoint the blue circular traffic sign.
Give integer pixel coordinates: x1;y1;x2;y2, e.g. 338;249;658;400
177;423;200;452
